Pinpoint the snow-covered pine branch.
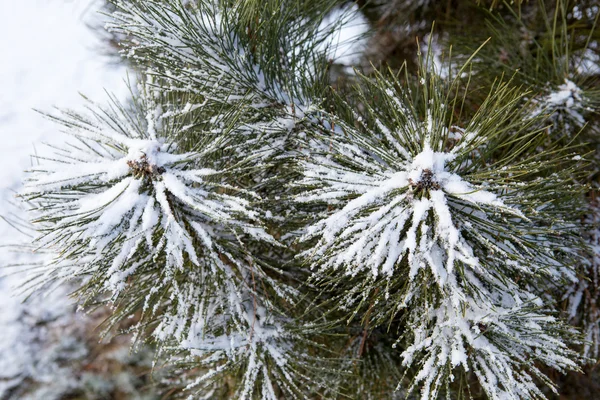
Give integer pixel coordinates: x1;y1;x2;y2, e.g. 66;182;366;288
107;0;326;104
10;0;599;398
564;197;600;360
19;80;285;347
454;2;600;139
400;298;581;399
14;2;372;396
106;0;342;162
174;290;337;400
532;79;597;135
296;66;587;398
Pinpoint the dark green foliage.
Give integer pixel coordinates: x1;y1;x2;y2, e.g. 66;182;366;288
11;0;600;399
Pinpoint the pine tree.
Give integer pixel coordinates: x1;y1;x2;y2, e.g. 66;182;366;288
11;0;600;398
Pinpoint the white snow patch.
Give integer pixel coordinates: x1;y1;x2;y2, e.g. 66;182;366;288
546;79;583;109
300;143;518;281
318;3;370;67
537;79;586;128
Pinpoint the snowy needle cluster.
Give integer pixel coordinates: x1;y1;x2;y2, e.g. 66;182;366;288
297;66;587;398
11;0;600;399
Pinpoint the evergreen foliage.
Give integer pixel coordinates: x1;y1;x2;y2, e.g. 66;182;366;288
10;0;600;398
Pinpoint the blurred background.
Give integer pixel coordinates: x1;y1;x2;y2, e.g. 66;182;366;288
0;1;157;399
